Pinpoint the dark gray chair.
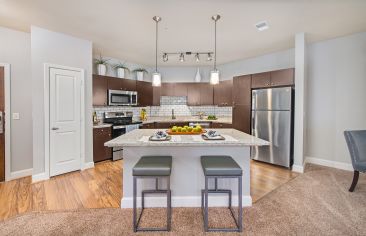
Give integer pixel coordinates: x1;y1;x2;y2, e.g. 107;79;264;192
200;155;243;232
344;130;366;192
132;156;172;232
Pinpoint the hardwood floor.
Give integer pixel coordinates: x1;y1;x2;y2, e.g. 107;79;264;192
0;160;298;220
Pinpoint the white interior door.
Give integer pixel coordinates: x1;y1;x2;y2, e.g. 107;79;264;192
49;67;82;177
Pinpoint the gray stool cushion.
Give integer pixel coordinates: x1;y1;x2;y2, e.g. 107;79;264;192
133;156;172;176
201;156;242;176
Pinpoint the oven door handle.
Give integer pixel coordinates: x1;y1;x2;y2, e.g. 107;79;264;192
113;125;126;130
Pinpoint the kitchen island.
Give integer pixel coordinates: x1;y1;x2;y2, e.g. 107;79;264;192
105;129;268;208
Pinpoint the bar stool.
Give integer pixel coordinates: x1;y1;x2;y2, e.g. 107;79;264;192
200;155;243;232
132;156;172;232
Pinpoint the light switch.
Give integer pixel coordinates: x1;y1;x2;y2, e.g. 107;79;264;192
12;113;20;120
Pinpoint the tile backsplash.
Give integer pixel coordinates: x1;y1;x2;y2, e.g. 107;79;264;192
93;96;232;120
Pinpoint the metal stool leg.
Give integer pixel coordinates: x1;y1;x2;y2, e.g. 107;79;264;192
133;176;137;232
167;176;171;231
133;176;172;232
238;176;243;232
201;175;243;232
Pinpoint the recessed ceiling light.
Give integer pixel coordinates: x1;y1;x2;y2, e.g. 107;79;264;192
255;21;269;31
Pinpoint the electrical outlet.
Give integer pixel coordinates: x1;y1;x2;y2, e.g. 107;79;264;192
12;113;20;120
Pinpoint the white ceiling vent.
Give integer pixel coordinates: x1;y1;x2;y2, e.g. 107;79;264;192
255;21;269;31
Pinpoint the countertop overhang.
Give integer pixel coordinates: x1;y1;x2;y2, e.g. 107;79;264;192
105;128;269;147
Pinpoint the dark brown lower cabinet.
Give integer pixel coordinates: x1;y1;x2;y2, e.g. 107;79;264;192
233;105;251;134
155;122;188;129
211;122;233;128
141;123;155;129
93;127;112;163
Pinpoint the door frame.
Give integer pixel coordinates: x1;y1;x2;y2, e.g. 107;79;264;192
0;63;11;181
44;63;86;179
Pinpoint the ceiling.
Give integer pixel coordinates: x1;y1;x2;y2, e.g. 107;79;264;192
1;0;366;66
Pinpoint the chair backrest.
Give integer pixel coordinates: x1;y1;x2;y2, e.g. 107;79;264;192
344;130;366;169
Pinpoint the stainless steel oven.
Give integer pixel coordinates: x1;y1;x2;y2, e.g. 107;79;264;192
108;90;138;106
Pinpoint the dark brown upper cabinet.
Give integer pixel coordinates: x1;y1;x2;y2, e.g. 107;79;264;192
152;86;161;106
232;105;251;134
173;83;188;97
187;83;201;106
161;83;175;96
233;75;251;106
136;81;153;106
93;75;108;106
232;75;252;133
270;68;294;87
252;69;294;89
107;77;136;91
214;80;233;106
200;83;214;105
251;72;271;89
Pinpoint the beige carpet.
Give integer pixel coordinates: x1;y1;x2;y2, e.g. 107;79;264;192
1;164;365;236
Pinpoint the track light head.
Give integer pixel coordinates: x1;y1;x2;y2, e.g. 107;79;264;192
179;53;185;62
195;53;200;62
163;53;168;62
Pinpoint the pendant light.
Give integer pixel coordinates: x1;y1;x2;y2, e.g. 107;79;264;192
210;15;220;85
152;16;162;87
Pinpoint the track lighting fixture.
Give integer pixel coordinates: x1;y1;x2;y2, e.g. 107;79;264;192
162;52;213;62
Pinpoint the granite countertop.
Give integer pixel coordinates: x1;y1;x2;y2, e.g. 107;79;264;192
105;128;269;147
137;116;232;124
93;123;113;129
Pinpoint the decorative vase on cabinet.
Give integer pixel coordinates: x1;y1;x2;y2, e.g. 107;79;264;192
137;71;144;81
97;64;107;76
117;68;125;78
195;68;201;82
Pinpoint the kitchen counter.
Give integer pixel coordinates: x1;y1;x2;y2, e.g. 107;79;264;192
105;129;269;209
105;128;267;147
136;116;232;124
93;123;113;129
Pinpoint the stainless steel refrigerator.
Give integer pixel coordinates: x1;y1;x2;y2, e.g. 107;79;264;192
251;87;294;168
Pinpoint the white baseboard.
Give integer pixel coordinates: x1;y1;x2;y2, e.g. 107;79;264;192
81;162;94;170
291;164;304;173
7;168;33;181
121;195;252;208
32;172;50;183
305;156;353;171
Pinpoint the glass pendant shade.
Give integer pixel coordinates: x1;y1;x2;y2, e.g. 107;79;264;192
152;72;162;87
210;70;220;85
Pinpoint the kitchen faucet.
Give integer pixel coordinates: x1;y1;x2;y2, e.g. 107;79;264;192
172;109;176;120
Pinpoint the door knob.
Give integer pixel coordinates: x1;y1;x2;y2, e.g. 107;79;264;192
51;127;59;130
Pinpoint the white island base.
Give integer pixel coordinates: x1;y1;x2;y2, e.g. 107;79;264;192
121;145;251;208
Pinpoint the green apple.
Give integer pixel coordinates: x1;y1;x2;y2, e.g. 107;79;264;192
171;127;177;132
187;126;193;132
177;126;182;132
181;128;187;132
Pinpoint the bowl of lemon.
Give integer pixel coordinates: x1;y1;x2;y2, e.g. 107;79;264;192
168;125;204;135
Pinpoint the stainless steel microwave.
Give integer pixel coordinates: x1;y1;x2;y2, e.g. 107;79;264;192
108;90;138;106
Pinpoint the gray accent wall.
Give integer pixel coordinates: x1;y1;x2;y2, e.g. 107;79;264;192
31;26;93;175
0;27;32;172
306;31;366;164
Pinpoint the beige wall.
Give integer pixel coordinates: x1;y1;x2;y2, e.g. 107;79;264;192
0;27;32;173
306;31;366;164
31;26;93;175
